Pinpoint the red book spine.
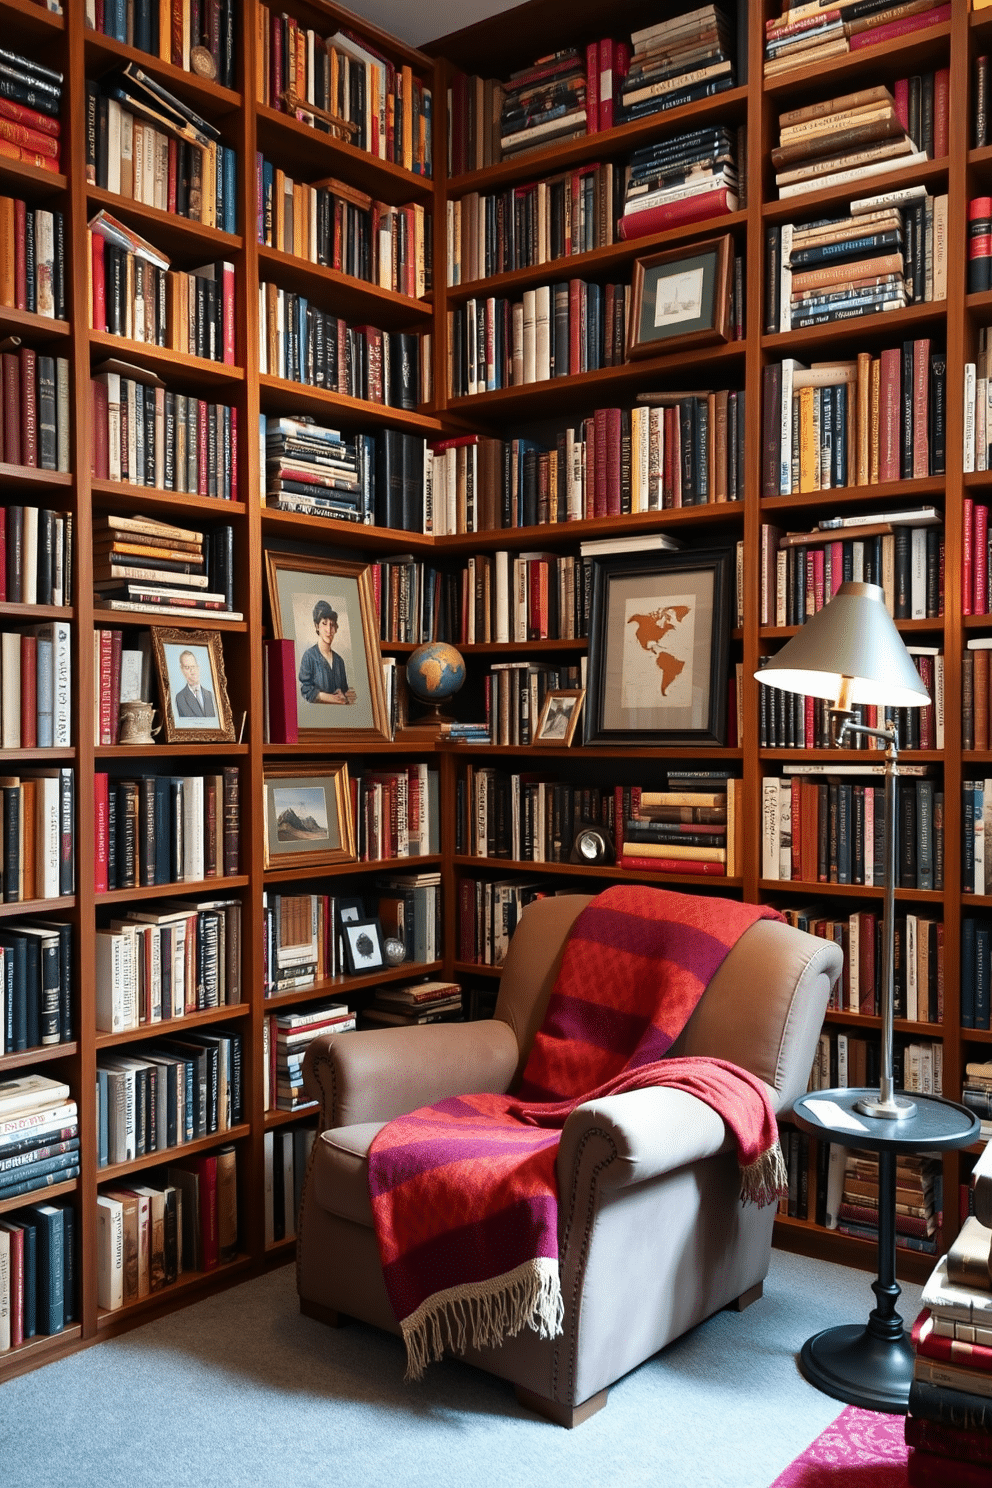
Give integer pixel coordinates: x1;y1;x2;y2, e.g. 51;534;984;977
222;262;235;365
964;496;974;615
617;189;735;242
584;42;599;134
878;346;901;482
94;771;109;893
3;352;21;465
91;231;106;333
913;337;930;478
849;3;951;51
791;776;802;881
91;378;109;481
604;406;622;514
270;14;284;112
829;539;844;599
0;508;6;601
598;38;615;131
196;1155;219;1270
977;503;990;615
906;1447;992;1488
229;405;237;501
14;197;26;310
934;66;949;158
593;407;608;517
894;76;910;132
619;856;725;876
265;638;298;744
20;633;36;748
19;345;37;467
167;138;178;215
805;694;815;748
568;278;582;376
5;1220;23;1346
0;97;61;138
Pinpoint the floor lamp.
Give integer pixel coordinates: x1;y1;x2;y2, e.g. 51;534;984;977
755;580;981;1413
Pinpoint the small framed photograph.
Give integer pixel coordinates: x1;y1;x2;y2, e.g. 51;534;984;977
265;551;390;745
152;629;235;744
534;689;584;746
262;762;355;870
336;897;365;925
585;549;732;748
342;917;385;975
627;234;732;359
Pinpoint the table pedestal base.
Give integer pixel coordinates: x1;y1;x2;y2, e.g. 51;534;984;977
799;1322;914;1413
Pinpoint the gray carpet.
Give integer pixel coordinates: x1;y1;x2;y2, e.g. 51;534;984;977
0;1250;921;1488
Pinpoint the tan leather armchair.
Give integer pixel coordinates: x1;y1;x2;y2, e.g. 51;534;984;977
297;893;843;1426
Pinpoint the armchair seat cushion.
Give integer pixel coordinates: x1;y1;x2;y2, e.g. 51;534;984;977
312;1123;385;1225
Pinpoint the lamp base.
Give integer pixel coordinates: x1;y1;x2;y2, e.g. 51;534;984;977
853;1093;916;1120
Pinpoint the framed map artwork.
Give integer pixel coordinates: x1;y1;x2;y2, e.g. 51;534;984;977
584;550;732;747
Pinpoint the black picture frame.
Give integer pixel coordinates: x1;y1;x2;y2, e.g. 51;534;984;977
342;917;386;975
584;549;732;747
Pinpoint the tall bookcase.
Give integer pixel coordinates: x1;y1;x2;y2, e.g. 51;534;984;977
0;0;986;1385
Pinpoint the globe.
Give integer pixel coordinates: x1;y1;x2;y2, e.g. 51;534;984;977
406;642;466;708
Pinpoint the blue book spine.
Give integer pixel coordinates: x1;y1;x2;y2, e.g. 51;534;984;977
96;1068;109;1167
21;1216;36;1338
215;143;224;237
28;1204;64;1335
61;1200;75;1324
224;147;237;234
832;385;847;488
978;926;992;1032
36;636;54;748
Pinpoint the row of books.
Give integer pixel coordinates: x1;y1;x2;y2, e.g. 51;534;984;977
93;768;240;893
0;47;62;173
619;123;739;242
351;767;440;862
0;346;70;473
95;898;242;1033
0;768;74;903
459;554;591;646
256;7;433;177
962;340;992;478
257;287;422;410
484;663;585;748
616;5;736;129
759;510;943;626
963;501;992;616
93;511;236;623
86;66;238;234
93;628;151;747
962;641;992;751
813;1137;941;1240
89;216;235;365
90;370;240;506
761;767;943;890
446;162;621;287
374;873;442;967
765;3;950;80
786;902;945;1023
0;920;71;1056
262;895;361;997
761;345;946;501
256;162;431;300
360;978;464;1029
0;623;71;750
371;558;456;647
961;781;992;897
265;1000;356;1113
0;1194;74;1350
457;876;550;967
86;0;237;91
759;652;942;753
0;198;64;317
0;506;72;607
262;1126;314;1246
97;1150;238;1312
97;1031;243;1165
766;189;946;336
962;918;992;1031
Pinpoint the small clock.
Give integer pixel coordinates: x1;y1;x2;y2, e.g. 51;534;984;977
570;822;615;866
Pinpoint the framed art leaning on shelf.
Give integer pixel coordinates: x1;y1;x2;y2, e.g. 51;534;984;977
262;761;355;871
585;549;732;748
627;234;733;358
152;629;235;744
265;551;391;745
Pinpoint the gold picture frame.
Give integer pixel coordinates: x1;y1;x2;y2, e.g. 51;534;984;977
262;760;355;870
533;688;585;747
151;629;236;744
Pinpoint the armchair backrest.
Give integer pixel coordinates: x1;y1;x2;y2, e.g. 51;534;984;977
493;894;842;1106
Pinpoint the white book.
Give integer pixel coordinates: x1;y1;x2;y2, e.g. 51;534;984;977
95;928;137;1033
52;620;71;746
779;150;929;198
779;222;793;335
96;1194;124;1312
965;363;977;473
20;508;36;602
106;97;123;196
534;285;551;383
850;183;927;214
494;551;510;644
182;776;205;883
780;359;804;495
933;193;948;301
522;289;537;385
910;527;928;619
922;1257;992;1323
762;778;781;880
1;632;20;749
836;1031;848;1088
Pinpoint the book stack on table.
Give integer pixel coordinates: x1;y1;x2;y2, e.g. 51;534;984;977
764;0;950;79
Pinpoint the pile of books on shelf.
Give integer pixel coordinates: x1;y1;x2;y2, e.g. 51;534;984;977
907;1216;992;1486
264;416;374;525
263;1125;314;1245
361;978;463;1028
458;552;588;646
0;918;72;1054
262;892;342;997
95;899;241;1033
0;197;65;317
0;767;75;903
457;877;548;966
963;640;992;751
0;49;62;172
836;1149;940;1256
266;1000;356;1113
484;660;585;743
764;2;950;80
2;505;72;607
258;288;423;408
0;621;71;749
92;512;238;621
0;1072;77;1206
497;48;589;162
961;1062;992;1137
353;767;440;862
771;85;933;201
88;1;237;89
376;872;442;965
90;365;240;501
767;186;947;333
616;770;741;878
0;1115;76;1347
617;6;736;127
97;1030;243;1165
618;125;739;241
459;764;610;859
93;768;240;892
0;344;70;473
783;906;944;1022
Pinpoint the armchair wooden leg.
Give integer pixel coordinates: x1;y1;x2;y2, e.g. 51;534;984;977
725;1281;764;1312
300;1297;351;1328
514;1385;609;1427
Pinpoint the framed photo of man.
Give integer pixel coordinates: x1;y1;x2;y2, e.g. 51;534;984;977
151;629;235;744
265;552;390;745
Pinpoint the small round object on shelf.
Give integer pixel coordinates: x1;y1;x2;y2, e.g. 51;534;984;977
570;823;615;866
190;45;219;79
384;936;406;966
406;642;466;707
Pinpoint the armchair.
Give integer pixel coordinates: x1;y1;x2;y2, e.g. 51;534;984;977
297;892;842;1425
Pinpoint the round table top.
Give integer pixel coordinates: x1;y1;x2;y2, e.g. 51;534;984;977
791;1088;981;1154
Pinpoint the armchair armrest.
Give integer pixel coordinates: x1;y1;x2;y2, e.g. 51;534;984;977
302;1019;520;1129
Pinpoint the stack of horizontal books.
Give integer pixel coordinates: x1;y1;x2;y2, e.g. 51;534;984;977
617;5;735;126
0;1073;77;1205
0;48;62;172
362;979;463;1028
93;512;239;620
617;771;740;877
772;86;926;201
837;1148;940;1256
268;1001;356;1112
265;416;371;524
498;49;588;161
961;1061;992;1139
764;0;950;79
618;125;738;241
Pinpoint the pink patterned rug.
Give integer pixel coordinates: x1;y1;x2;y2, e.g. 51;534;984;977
769;1405;908;1487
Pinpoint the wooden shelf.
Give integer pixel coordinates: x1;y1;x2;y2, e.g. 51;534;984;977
97;877;249;906
255;103;435;207
95;1005;250;1052
258;246;433;328
97;1125;251;1183
262;962;444;1009
257;374;444;434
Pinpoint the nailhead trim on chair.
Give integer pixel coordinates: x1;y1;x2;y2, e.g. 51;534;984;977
556;1126;618;1405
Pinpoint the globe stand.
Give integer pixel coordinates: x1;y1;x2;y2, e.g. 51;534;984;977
399;702;458;740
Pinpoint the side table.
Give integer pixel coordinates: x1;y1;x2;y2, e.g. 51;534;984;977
791;1087;980;1414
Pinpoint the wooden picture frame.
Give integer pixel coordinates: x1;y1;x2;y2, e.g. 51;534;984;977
533;689;584;746
151;629;235;744
585;549;732;747
342;917;386;975
262;761;355;870
265;551;390;745
627;234;733;359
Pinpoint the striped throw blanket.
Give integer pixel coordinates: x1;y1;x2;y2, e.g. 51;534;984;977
368;885;787;1380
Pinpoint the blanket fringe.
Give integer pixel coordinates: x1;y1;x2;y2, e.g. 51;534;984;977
400;1258;564;1383
740;1143;789;1209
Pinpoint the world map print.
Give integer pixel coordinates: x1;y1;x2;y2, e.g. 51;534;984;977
626;602;694;705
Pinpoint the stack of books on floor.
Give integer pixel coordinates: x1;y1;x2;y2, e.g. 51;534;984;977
764;1;950;79
497;49;588;162
616;771;740;878
93;512;239;620
771;86;927;201
266;1000;356;1113
618;125;738;242
906;1209;992;1486
264;416;374;524
361;979;463;1027
961;1063;992;1139
836;1148;940;1255
0;1073;77;1205
617;6;736;127
0;49;63;172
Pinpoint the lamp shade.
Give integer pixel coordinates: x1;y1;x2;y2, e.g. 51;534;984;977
755;582;931;708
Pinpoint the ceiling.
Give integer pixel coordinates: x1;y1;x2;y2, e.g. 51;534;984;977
346;0;516;49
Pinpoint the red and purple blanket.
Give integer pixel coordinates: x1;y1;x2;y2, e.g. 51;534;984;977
368;885;786;1379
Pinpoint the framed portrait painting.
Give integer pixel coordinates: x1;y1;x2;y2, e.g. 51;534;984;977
151;629;236;744
585;549;732;747
262;761;355;870
265;552;391;745
627;234;732;359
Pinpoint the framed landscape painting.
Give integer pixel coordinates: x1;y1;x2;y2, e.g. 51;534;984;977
585;550;732;747
262;762;355;870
